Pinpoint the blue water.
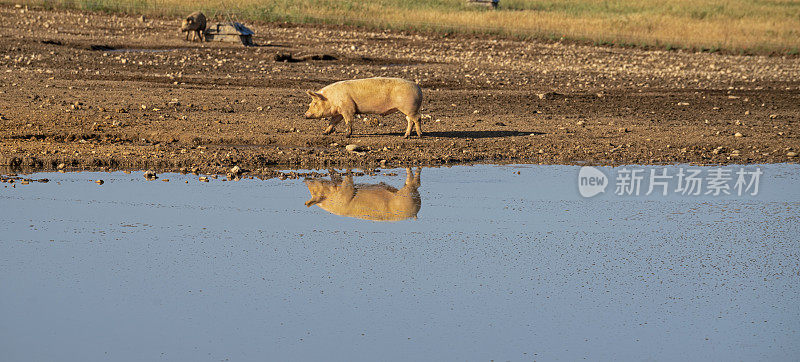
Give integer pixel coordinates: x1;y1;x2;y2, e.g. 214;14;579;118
1;164;799;361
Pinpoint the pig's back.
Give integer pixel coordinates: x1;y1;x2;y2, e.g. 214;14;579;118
187;11;206;29
323;185;419;221
322;77;421;111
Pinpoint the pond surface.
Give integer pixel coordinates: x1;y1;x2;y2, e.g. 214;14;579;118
1;164;799;361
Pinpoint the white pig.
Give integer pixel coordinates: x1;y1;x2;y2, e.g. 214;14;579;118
304;168;421;221
304;77;423;138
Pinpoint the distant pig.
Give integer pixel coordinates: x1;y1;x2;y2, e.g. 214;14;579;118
181;11;206;42
304;77;423;138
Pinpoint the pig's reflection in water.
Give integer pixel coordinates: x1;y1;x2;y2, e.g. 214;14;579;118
304;168;421;221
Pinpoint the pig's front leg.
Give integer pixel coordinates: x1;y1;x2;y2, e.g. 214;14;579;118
328;168;342;183
342;113;355;137
336;102;357;137
323;115;343;135
337;175;356;203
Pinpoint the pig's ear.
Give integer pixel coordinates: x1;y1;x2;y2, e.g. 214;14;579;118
306;91;326;101
305;196;325;207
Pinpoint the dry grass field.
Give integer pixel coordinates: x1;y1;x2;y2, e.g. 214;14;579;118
7;0;800;55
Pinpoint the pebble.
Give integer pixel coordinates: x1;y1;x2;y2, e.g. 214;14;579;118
230;165;241;175
143;170;157;179
57;163;65;170
345;144;367;155
345;144;363;152
734;132;744;137
538;92;563;100
199;176;209;182
95;180;104;185
788;152;798;157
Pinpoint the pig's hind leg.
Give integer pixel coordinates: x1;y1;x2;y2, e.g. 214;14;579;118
403;113;423;138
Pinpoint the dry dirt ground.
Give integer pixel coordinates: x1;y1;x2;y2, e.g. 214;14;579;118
1;5;799;175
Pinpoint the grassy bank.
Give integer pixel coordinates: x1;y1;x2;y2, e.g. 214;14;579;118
7;0;800;54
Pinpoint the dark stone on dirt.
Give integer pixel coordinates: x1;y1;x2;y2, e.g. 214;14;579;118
273;53;301;63
305;54;336;61
89;44;115;51
538;92;565;100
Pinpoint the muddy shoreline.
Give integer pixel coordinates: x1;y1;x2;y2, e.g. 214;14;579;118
1;5;798;175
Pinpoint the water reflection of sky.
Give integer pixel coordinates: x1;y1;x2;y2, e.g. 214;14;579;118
1;164;798;361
